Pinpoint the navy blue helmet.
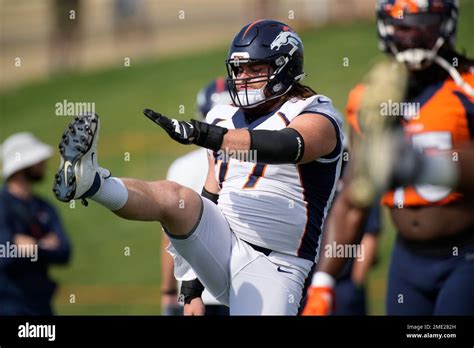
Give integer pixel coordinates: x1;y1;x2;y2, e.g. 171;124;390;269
225;19;305;108
196;77;231;119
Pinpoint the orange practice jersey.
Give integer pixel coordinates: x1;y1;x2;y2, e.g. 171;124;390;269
346;71;474;208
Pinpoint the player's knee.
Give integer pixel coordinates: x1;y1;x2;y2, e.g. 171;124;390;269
150;180;183;214
154;181;200;234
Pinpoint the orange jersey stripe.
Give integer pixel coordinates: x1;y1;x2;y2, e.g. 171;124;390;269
345;84;365;137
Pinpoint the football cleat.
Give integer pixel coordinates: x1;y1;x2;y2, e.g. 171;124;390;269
53;113;102;205
348;59;409;207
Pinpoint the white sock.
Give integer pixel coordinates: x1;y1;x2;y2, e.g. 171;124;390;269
311;271;335;288
91;177;128;211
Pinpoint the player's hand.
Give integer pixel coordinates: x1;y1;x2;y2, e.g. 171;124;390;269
143;108;228;151
183;297;205;316
301;286;334;316
13;234;37;247
301;271;336;316
38;232;60;250
143;108;196;145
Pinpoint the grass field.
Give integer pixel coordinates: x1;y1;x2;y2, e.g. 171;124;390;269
1;1;473;315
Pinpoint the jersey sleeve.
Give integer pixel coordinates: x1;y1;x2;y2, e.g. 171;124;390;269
452;74;474;140
362;202;381;235
0;193;16;268
37;203;71;264
299;95;345;161
345;84;366;136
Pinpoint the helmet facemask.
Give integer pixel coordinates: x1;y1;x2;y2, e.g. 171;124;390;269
375;0;473;96
379;13;448;70
226;53;302;108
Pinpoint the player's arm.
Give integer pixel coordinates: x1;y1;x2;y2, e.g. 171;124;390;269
37;207;71;264
456;143;474;196
144;109;338;163
302;180;369;316
219;113;336;163
351;233;378;285
202;153;220;196
317;184;369;276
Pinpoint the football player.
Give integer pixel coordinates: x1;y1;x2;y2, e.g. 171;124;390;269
303;0;474;315
161;78;231;316
53;20;344;315
332;139;382;316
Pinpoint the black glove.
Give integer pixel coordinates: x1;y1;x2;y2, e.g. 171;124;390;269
143;108;228;152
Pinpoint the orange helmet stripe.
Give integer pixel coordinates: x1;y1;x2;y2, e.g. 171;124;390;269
242;19;266;39
388;0;421;18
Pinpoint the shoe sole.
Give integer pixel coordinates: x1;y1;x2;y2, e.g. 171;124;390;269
53;114;99;202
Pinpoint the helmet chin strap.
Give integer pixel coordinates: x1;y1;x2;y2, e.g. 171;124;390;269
390;37;474;97
432;55;474;97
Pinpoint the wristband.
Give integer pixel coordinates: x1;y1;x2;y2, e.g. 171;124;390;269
192;120;228;152
201;187;219;205
180;278;205;304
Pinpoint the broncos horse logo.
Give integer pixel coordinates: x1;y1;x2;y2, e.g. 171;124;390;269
270;31;300;51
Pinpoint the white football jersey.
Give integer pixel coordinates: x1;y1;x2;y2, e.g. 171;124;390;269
206;95;344;262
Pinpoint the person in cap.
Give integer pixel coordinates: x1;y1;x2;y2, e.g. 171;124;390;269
0;132;71;315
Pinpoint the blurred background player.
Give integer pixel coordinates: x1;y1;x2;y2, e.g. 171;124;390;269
332;141;382;316
304;0;474;316
300;139;381;316
0;133;71;315
161;78;231;316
